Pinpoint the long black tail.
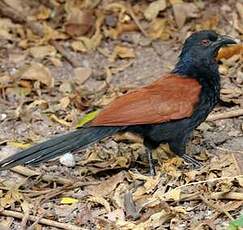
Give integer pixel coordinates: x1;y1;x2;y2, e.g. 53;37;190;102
0;126;122;170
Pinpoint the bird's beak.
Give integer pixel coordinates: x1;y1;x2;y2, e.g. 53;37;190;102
213;35;237;48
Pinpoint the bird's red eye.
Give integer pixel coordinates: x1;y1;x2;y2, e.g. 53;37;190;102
201;39;210;46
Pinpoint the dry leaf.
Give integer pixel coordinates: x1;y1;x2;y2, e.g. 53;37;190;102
172;2;199;28
35;5;51;20
104;22;139;39
0;18;18;40
163;188;181;201
59;97;70;110
74;13;104;52
144;0;167;21
29;45;56;59
50;114;72;127
110;45;135;61
71;40;87;52
86;171;125;197
7;141;31;149
21;63;54;87
73;67;92;85
236;2;243;21
65;8;95;37
4;0;23;12
88;195;111;212
196;16;219;30
106;209;125;222
148;18;170;40
217;44;243;60
59;81;72;94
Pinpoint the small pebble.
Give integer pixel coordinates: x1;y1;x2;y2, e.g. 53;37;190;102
0;113;7;121
59;153;76;167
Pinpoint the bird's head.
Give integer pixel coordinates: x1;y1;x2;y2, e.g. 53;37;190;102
174;30;236;76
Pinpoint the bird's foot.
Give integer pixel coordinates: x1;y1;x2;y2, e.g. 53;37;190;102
181;154;203;169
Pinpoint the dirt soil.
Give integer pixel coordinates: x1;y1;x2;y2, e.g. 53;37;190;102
0;0;242;229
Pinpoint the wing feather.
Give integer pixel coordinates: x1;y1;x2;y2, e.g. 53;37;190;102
91;75;201;126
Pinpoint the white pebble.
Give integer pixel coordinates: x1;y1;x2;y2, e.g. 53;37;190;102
59;153;76;167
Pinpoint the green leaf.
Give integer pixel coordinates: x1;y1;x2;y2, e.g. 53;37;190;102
60;197;79;204
228;215;243;230
76;110;99;128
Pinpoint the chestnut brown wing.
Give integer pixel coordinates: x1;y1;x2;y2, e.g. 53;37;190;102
91;75;201;126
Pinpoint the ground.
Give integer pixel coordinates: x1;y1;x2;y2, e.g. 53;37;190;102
0;0;242;229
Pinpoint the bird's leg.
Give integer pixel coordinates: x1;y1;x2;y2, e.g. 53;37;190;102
170;138;203;169
143;138;158;176
145;147;156;176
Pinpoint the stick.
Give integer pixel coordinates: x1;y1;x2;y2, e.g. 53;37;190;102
199;194;234;220
10;166;74;185
207;109;243;121
0;210;84;230
126;3;148;37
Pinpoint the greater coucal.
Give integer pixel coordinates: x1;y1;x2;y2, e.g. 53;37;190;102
0;30;236;175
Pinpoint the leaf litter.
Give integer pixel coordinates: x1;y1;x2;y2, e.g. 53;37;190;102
0;0;242;229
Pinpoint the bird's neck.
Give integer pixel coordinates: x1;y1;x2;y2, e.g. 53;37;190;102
172;55;221;104
172;55;220;87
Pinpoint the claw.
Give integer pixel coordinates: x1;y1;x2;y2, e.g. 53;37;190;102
181;154;203;168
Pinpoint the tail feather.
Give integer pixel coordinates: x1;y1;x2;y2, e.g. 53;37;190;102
0;126;121;170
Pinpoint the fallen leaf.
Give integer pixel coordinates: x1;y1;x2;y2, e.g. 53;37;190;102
86;171;125;197
59;97;70;110
88;195;111;212
35;5;51;20
147;18;170;40
110;45;135;61
172;2;199;28
76;110;99;127
144;0;167;21
59;81;73;94
61;197;79;204
21;63;54;87
105;209;125;222
0;18;18;40
217;44;243;60
7;141;31;149
104;22;139;39
163;188;181;201
196;16;219;30
29;45;56;59
50;114;72;127
65;8;95;37
73;67;92;85
71;40;87;52
3;0;23;12
236;2;243;21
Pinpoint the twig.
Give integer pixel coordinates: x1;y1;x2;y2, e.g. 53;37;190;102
27;211;46;230
167;192;243;202
199;194;234;220
0;210;84;230
126;3;148;37
207;109;243;121
20;207;30;230
175;175;243;191
11;166;74;185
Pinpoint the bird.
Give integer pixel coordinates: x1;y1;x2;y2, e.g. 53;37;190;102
0;30;236;175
